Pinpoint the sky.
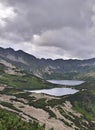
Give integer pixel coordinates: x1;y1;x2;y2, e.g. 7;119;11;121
0;0;95;59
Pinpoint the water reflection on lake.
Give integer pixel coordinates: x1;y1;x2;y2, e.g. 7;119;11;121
29;80;85;96
47;80;85;86
30;87;79;96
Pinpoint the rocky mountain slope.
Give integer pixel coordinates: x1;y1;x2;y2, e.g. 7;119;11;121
1;85;95;130
0;47;95;130
0;47;95;79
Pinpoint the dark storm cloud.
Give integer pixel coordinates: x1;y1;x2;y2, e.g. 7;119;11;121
0;0;95;59
3;0;94;31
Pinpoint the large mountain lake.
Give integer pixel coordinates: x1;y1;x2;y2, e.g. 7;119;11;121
30;80;85;96
47;80;85;86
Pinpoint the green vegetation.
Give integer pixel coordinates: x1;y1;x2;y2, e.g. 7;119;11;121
0;63;59;90
0;108;45;130
0;87;22;95
0;101;22;112
57;105;95;129
15;93;57;118
44;71;95;80
65;76;95;124
47;98;65;107
0;63;5;74
1;62;95;129
0;72;57;90
14;92;36;102
68;90;95;121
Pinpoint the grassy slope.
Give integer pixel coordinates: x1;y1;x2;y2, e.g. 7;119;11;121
0;63;58;90
0;108;44;130
0;73;55;90
67;75;95;122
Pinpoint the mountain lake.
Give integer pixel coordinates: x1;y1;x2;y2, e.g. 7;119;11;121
30;80;85;96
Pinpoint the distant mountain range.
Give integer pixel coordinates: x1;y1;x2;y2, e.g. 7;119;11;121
0;47;95;79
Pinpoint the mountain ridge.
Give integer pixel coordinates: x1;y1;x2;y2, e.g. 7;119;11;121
1;46;95;61
0;47;95;79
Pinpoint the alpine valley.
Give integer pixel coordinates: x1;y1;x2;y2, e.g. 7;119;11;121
0;47;95;130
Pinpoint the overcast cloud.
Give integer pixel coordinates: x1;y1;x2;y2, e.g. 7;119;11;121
0;0;95;59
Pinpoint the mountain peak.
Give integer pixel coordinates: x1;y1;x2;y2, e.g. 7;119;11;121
6;47;15;52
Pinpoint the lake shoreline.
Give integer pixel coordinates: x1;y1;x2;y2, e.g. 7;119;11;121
28;80;85;96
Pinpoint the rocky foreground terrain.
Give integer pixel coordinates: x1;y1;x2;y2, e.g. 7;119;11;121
0;84;95;130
